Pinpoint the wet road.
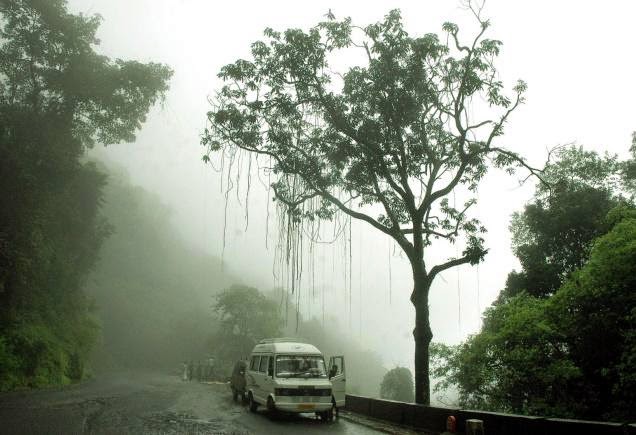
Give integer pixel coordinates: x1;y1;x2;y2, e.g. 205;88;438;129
0;372;415;434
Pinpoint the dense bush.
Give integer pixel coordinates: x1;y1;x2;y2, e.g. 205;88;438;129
433;147;636;421
380;367;415;403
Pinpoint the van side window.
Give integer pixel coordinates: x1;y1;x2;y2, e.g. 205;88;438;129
330;356;345;376
258;355;269;373
250;355;260;371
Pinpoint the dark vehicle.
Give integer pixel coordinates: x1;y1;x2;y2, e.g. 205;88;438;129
230;360;247;403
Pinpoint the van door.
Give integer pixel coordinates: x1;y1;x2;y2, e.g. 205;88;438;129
266;354;275;395
248;355;261;401
256;355;270;403
263;355;275;405
328;356;346;408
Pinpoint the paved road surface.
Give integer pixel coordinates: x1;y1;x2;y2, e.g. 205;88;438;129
0;372;419;435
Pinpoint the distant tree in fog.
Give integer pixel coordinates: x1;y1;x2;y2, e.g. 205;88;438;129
210;285;282;367
380;367;414;403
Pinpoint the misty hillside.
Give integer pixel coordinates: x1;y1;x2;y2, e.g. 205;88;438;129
86;162;235;371
86;161;389;399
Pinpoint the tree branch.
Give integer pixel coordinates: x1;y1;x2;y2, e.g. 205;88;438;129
429;254;474;281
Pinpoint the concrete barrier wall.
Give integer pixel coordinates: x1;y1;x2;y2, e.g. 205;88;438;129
345;394;636;435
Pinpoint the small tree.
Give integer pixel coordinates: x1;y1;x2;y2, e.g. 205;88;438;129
203;7;539;404
211;285;282;365
380;367;415;403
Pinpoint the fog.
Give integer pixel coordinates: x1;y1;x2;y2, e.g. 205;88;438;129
69;0;636;395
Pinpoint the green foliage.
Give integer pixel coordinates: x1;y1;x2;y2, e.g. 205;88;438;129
541;146;622;193
0;0;171;389
0;315;99;390
210;285;283;368
380;367;415;403
432;296;584;416
0;337;20;390
433;207;636;421
547;210;636;419
433;146;636;420
0;0;172;146
623;132;636;195
502;147;621;299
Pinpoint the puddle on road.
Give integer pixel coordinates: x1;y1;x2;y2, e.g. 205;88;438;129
142;411;246;434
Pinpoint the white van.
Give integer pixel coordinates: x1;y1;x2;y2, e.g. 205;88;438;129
245;338;345;420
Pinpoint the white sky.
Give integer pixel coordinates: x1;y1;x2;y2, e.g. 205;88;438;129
69;0;636;374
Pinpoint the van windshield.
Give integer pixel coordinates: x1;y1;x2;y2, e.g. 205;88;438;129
275;355;327;378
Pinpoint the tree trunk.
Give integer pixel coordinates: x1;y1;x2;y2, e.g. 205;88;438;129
412;273;433;405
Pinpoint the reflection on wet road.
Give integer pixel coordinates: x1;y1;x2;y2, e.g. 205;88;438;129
0;372;414;434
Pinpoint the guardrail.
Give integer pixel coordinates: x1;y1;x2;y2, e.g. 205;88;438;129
345;394;636;435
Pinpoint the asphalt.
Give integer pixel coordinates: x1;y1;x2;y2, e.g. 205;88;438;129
0;371;425;435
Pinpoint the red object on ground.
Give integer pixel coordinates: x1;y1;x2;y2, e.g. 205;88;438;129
446;415;457;432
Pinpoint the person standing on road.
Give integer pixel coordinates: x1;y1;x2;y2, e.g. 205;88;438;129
181;361;188;381
208;357;219;381
196;360;203;381
204;361;210;381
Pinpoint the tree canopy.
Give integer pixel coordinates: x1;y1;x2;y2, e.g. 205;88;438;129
503;147;620;299
0;0;171;389
432;146;636;421
203;6;537;404
433;207;636;420
210;285;282;366
623;132;636;194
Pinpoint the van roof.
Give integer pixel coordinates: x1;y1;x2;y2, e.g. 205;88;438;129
251;341;322;355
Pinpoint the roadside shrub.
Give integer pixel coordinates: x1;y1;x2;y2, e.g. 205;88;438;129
380;367;415;403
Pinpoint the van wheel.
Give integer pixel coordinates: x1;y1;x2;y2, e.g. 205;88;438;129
319;399;336;422
248;393;258;412
319;408;333;422
319;402;334;422
266;396;278;418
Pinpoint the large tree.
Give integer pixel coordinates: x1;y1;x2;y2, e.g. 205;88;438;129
203;7;538;404
0;0;171;388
